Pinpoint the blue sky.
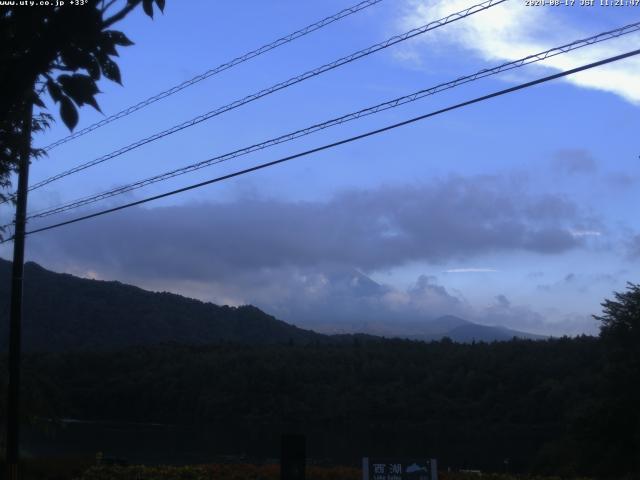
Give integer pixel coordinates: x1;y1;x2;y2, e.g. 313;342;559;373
1;0;639;336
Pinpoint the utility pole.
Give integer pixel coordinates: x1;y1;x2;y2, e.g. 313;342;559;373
5;97;34;480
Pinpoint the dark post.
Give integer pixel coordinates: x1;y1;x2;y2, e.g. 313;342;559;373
5;98;33;480
281;434;306;480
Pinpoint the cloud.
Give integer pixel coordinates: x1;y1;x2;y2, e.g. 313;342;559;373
270;271;599;337
398;0;640;104
26;176;586;284
214;269;471;335
314;273;471;333
16;176;602;336
569;229;601;237
535;271;624;296
444;268;497;273
478;294;547;333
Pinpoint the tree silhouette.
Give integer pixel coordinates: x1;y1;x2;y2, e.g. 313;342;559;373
589;283;640;476
595;282;640;342
0;2;166;472
0;0;165;207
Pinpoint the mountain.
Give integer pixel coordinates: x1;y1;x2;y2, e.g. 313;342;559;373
418;314;471;334
321;312;542;342
0;258;333;351
395;315;543;342
277;268;544;341
441;323;545;342
0;258;542;351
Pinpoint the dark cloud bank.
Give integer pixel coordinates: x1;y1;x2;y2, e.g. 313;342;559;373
27;175;593;335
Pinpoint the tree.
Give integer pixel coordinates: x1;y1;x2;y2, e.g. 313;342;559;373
595;282;640;344
588;283;640;476
0;0;165;209
0;2;166;475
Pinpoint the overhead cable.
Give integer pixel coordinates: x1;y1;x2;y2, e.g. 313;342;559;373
41;0;386;152
24;0;507;195
24;20;640;221
6;47;637;242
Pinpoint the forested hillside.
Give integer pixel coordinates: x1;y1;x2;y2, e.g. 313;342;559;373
0;259;329;350
0;259;540;350
1;259;637;477
0;336;619;476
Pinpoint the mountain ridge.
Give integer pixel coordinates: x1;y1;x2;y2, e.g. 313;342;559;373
0;258;542;351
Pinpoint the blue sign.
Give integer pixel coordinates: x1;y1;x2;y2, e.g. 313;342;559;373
362;458;437;480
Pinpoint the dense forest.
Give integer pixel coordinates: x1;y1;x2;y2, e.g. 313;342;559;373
0;260;638;477
1;332;637;477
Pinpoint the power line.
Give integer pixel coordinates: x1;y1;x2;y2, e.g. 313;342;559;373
29;0;506;192
41;0;385;152
6;47;637;242
23;20;640;221
24;0;506;195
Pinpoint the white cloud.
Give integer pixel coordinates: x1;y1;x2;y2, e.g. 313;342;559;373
398;0;640;104
569;229;601;237
444;268;498;273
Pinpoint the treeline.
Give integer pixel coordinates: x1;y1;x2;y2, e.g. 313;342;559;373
2;335;633;476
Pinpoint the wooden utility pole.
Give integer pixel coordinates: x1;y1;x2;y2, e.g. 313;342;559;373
281;434;306;480
5;98;33;480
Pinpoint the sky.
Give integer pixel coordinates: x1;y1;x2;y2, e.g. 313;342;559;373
1;0;639;336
